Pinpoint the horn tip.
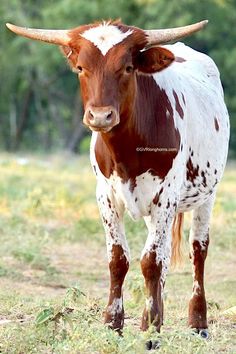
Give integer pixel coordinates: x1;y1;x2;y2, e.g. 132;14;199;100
6;23;13;30
6;23;18;33
201;20;209;27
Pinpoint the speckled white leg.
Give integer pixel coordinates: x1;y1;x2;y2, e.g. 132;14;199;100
96;180;130;332
188;193;216;329
140;199;177;331
96;180;130;262
189;193;216;251
142;212;174;282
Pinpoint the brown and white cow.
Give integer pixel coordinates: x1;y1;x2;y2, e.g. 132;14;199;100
7;20;229;345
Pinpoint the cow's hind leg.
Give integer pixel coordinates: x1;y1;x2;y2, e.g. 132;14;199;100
96;182;129;333
188;194;215;337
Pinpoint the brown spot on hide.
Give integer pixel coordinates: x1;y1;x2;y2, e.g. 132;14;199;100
104;244;129;331
186;158;199;183
93;165;97;175
109;244;129;293
214;117;219;131
153;187;163;205
188;238;209;329
173;90;184;119
107;197;112;208
213;178;218;187
201;170;207;187
153;193;159;205
191;192;199;198
129;178;137;192
141;252;163;331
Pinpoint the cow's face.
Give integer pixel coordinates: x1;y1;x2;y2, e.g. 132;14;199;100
6;20;207;133
62;23;175;132
7;20;207;132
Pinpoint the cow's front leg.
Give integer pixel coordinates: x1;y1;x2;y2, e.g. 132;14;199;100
96;182;129;333
140;208;175;332
104;243;129;333
141;246;164;332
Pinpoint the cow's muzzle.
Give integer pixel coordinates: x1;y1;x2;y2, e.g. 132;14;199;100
83;106;119;132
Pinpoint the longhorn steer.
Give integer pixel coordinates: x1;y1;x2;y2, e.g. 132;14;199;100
7;20;229;343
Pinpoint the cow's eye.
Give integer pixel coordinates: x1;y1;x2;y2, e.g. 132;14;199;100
125;65;134;74
77;66;83;73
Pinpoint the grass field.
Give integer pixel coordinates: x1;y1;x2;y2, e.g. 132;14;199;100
0;153;235;354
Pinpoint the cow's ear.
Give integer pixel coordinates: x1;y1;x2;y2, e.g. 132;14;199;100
60;46;78;70
135;47;175;74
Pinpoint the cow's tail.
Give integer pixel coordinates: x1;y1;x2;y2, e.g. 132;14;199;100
171;212;184;267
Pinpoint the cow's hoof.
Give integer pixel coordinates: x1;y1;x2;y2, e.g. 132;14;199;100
145;340;160;350
199;329;209;339
104;322;123;336
192;328;209;340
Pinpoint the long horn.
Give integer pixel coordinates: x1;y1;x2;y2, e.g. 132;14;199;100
6;23;70;46
145;20;208;46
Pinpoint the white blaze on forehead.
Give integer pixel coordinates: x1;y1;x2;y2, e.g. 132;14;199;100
81;23;133;56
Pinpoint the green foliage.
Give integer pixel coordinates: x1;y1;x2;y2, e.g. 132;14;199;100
35;307;55;326
0;0;236;154
79;135;91;154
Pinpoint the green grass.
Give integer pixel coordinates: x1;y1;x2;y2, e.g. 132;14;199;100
0;153;235;353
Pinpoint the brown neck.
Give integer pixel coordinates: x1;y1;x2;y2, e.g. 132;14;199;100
94;74;180;181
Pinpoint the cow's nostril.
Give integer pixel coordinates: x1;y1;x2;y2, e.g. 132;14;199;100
89;110;94;119
106;111;113;121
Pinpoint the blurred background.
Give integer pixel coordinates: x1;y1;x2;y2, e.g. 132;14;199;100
1;0;236;156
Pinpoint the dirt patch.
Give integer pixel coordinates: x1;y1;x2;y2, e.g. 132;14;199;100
46;241;109;298
0;240;109;300
0;277;65;298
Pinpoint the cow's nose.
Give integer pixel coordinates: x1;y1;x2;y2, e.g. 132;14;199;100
83;106;119;132
88;108;114;123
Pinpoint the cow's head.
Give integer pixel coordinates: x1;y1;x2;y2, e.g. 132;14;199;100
6;20;207;133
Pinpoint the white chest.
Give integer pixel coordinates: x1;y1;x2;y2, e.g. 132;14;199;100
108;171;164;220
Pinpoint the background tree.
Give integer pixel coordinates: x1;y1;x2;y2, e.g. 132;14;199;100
1;0;235;155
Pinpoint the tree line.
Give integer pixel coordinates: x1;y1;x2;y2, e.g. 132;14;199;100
1;0;236;155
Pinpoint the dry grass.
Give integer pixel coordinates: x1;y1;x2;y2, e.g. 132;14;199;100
0;153;235;353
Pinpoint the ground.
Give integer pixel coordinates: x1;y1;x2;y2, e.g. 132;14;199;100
0;153;235;354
